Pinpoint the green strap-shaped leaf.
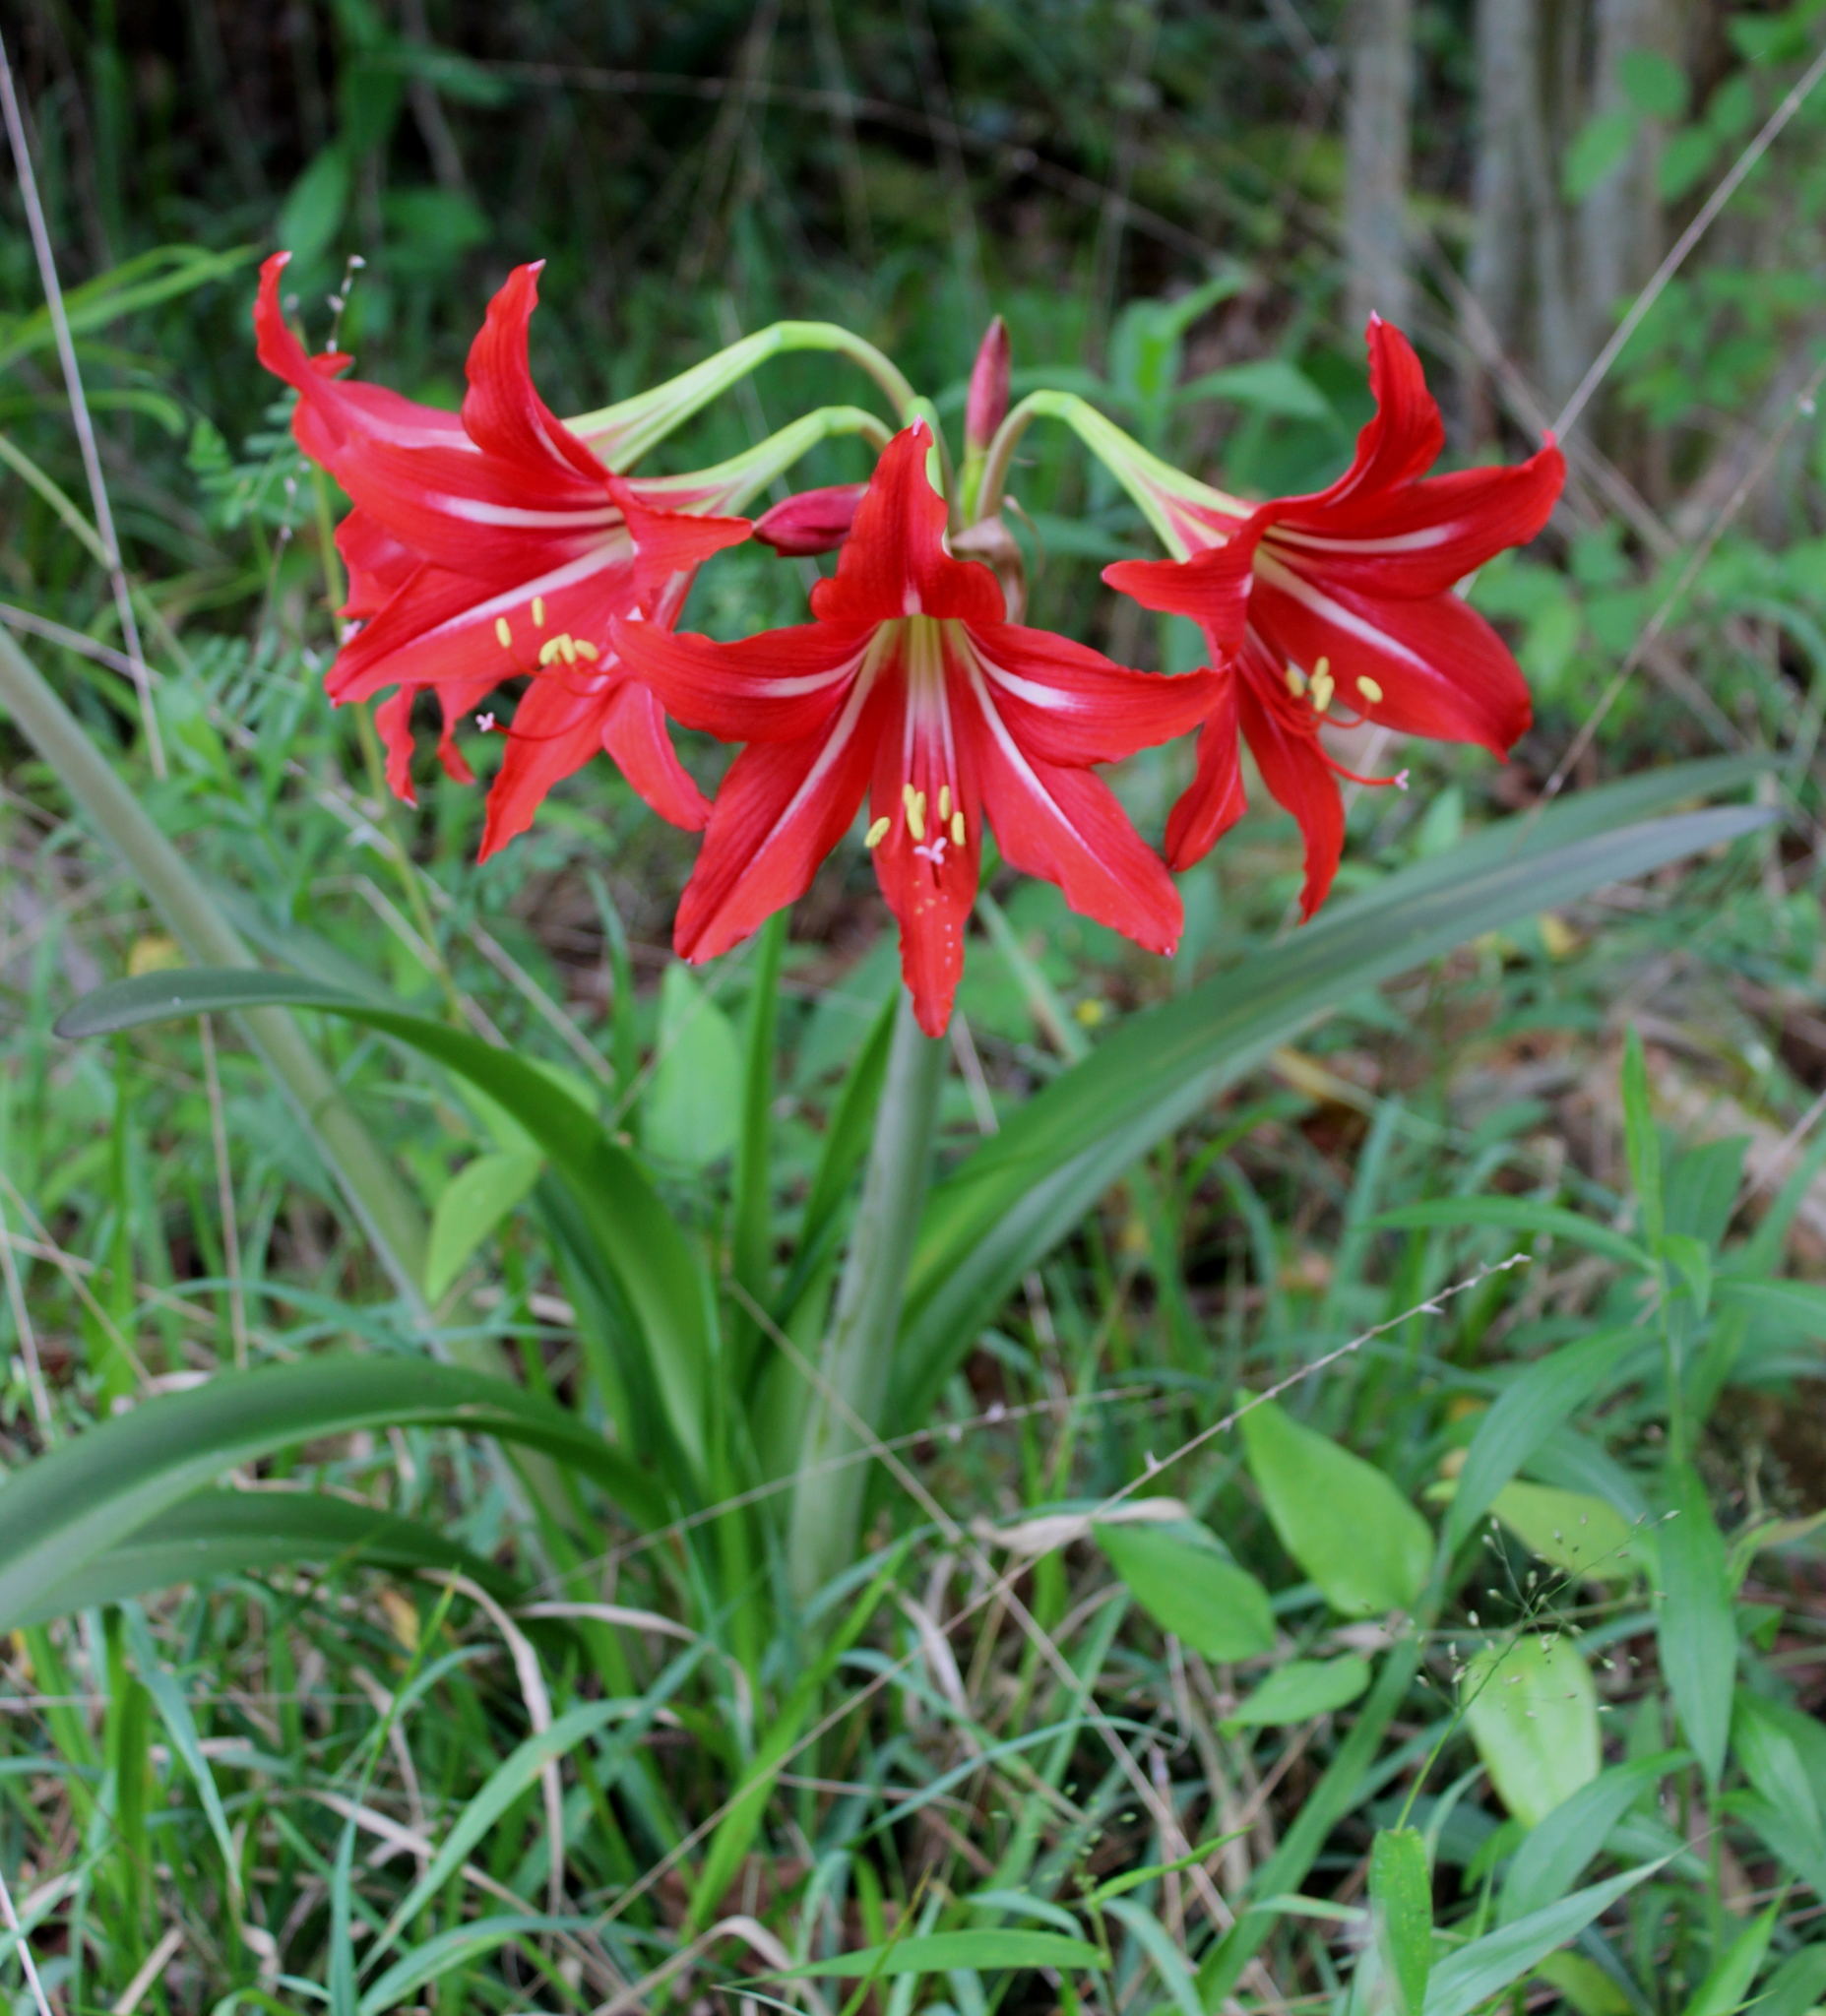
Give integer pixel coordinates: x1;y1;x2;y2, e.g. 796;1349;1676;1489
766;1930;1107;1980
10;1487;522;1631
1367;1199;1652;1272
896;791;1771;1418
1658;1460;1735;1784
0;1357;662;1635
57;970;716;1479
1499;1751;1686;1924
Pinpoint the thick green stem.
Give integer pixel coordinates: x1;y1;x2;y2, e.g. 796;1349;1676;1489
786;991;947;1604
0;626;432;1310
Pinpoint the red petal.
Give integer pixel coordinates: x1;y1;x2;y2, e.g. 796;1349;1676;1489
613;476;751;607
1104;534;1257;652
1235;665;1345;919
674;674;894;962
374;686;420;805
337;510;419;618
962;621;1219;767
962;675;1183;956
1263;442;1564;598
1164;668;1248;869
608;613;874;743
1320;318;1447;508
460;263;608;484
810;425;1003;627
864;662;986;1037
1251;556;1532;754
599;681;712;832
478;671;613;859
329;545;640;705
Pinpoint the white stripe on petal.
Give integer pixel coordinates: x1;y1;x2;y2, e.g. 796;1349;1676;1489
751;646;885;851
961;651;1083;847
1252;550;1435;675
409;544;638;644
422;493;624;532
1267;522;1456;557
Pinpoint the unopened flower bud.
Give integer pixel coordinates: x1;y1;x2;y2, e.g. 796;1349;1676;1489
965;316;1011;456
752;482;866;557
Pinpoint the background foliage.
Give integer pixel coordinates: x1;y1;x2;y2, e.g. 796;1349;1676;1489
4;3;1826;2014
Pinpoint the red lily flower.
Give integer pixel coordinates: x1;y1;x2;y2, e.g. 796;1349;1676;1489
254;252;749;854
1103;318;1564;916
610;425;1218;1035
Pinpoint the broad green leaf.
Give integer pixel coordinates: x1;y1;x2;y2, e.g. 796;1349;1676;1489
1371;1828;1433;2016
1658;1462;1734;1783
425;1149;542;1299
1491;1481;1640;1582
1225;1656;1370;1729
1464;1633;1601;1827
1178;358;1331;421
9;1487;518;1629
1621;1029;1664;1245
1094;1519;1275;1660
1753;1946;1826;2016
1731;1689;1826;1892
359;1916;579;2016
1104;1896;1204;2016
1500;1752;1686;1923
769;1930;1106;1980
1619;48;1689;120
1240;1399;1432;1616
278;143;353;267
57;969;717;1478
1717;1277;1826;1333
1369;1199;1651;1273
1563;107;1639;201
645;963;741;1169
1682;1903;1778;2016
1533;1953;1635;2016
897;788;1770;1419
0;1357;661;1635
732;914;786;1317
1447;1330;1643;1551
1422;1863;1665;2016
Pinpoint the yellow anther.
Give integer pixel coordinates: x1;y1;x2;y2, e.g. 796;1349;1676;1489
864;815;891;849
1357;674;1384;704
903;783;927;842
938;784;952;821
1313;656;1330;680
1285;664;1307;697
495;616;513;649
1311;670;1335;713
559;634;577;664
951;810;966;847
574;638;598;662
533;597;545;627
538;636;564;666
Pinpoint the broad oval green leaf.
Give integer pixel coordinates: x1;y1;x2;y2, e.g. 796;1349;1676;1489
770;1930;1107;1980
1225;1655;1371;1729
1370;1828;1433;2016
1491;1481;1640;1583
1240;1398;1432;1616
0;1357;662;1635
1094;1519;1275;1660
1464;1633;1601;1828
645;963;741;1170
426;1149;542;1299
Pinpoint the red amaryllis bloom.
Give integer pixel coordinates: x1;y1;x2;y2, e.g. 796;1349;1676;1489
610;424;1218;1035
254;252;749;855
1103;318;1564;916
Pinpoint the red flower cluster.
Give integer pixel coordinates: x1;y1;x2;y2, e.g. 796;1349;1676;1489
258;268;1560;1033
